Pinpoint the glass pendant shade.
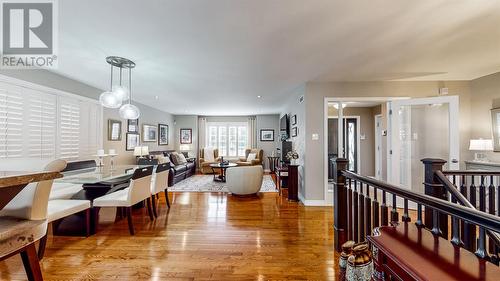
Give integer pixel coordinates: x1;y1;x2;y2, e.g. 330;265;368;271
112;85;129;102
99;91;122;108
119;103;140;119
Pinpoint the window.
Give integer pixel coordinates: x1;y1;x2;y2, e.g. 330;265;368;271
206;122;248;157
0;79;102;161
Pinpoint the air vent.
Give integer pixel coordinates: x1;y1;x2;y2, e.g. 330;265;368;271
298;95;304;103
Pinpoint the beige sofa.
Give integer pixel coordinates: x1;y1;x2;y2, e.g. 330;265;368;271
199;148;220;174
236;148;263;166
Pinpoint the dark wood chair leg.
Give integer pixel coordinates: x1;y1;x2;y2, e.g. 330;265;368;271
92;207;100;234
151;195;158;218
146;198;154;221
20;243;43;281
164;189;171;208
37;232;48;260
51;219;62;235
126;207;135;235
115;207;122;222
85;208;91;237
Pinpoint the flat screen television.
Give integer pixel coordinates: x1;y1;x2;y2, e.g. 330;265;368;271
280;114;289;140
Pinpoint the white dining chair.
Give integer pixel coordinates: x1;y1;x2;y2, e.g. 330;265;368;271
150;163;171;217
93;166;154;235
0;159;66;281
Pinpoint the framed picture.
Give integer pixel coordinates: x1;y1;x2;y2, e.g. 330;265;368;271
292;127;298;137
128;118;139;132
291;114;297;125
491;108;500;151
260;129;274;142
108;119;122;141
126;133;140;151
158;124;169;145
180;128;192;144
142;124;157;142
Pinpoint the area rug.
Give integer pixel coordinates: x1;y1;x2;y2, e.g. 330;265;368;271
170;174;277;193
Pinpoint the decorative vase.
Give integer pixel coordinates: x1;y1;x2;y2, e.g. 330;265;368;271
339;240;356;280
346;243;373;281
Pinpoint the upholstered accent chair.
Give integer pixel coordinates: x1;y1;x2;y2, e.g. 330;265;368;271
199;148;220;174
236;148;263;166
226;166;263;195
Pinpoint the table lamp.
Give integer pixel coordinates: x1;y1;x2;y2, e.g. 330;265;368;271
180;144;192;158
469;139;493;162
134;146;149;158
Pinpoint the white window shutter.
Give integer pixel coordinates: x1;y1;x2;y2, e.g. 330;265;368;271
26;89;57;158
0;86;24;158
58;97;80;160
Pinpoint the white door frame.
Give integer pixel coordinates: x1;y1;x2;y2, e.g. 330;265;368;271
374;114;383;180
324;97;408;206
387;95;460;186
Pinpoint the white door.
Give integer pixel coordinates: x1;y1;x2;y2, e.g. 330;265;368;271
387;96;459;192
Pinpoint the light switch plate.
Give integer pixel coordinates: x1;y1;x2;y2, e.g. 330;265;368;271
312;133;319;140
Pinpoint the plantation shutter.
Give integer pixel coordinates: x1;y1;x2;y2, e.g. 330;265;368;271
26;89;57;158
0;85;24;158
58;97;80;160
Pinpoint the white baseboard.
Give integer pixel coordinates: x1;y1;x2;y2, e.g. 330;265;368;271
298;192;327;206
264;169;271;173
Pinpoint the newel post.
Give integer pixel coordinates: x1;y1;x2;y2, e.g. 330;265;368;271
333;158;349;252
422;158;448;237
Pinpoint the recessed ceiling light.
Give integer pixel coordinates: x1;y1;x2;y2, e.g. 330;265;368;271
257;95;262;98
154;95;159;100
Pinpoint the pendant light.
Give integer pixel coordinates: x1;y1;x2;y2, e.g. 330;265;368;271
99;62;122;108
112;67;129;102
99;56;140;119
119;65;140;119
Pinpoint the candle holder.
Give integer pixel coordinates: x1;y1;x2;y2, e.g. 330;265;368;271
109;153;118;170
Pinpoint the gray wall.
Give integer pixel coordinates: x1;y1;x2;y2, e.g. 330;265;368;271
304;80;473;202
281;85;306;200
103;105;175;165
256;114;280;170
174;115;198;157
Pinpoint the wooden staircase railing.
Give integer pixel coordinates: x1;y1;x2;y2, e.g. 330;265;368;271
333;158;500;266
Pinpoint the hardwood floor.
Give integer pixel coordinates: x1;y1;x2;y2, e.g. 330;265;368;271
0;192;337;280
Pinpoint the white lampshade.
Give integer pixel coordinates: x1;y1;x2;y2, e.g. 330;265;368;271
99;91;122;108
179;144;191;151
96;149;106;157
469;139;493;151
108;149;117;155
112;85;129;102
119;103;140;119
133;146;149;156
133;146;142;156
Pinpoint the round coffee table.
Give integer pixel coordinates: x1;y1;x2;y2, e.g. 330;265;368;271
209;163;238;182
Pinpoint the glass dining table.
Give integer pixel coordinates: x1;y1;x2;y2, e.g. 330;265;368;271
55;164;153;235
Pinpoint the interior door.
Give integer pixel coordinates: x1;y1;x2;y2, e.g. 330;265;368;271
388;96;459;192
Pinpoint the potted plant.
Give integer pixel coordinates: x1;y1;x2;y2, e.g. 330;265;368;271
286;150;299;165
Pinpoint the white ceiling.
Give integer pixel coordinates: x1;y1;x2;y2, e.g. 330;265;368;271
55;0;500;115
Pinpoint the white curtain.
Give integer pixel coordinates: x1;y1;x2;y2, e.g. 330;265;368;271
248;116;257;148
198;117;207;154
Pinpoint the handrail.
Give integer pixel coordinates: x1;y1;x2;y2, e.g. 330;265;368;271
435;170;500;248
342;170;500;234
442;170;500;176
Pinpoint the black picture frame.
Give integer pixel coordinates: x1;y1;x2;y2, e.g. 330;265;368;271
127;118;139;133
291;114;297;125
180;128;192;144
158;124;169;145
126;133;140;151
260;129;274;142
292;127;298;137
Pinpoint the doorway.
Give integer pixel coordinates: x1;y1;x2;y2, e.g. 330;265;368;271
374;114;383;180
328;116;360;174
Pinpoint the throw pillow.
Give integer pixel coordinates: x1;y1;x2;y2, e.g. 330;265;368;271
170;152;180;165
157;155;170;164
247;153;257;162
204;148;215;162
177;153;187;164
